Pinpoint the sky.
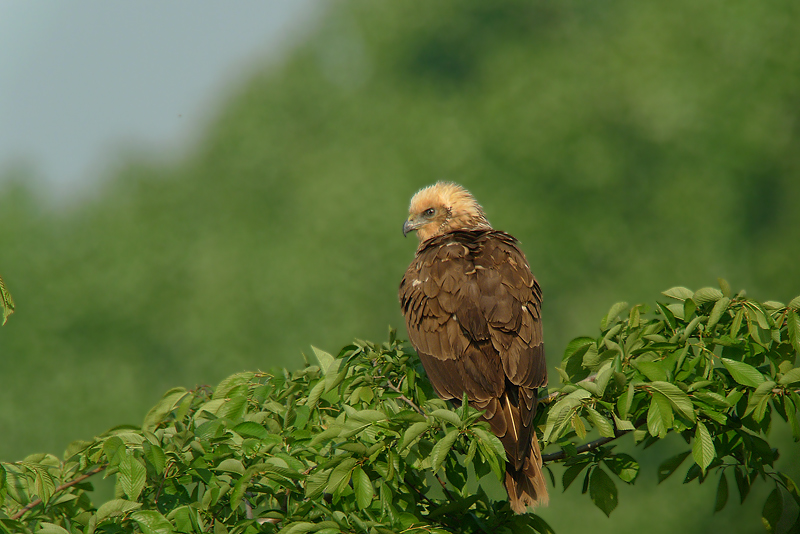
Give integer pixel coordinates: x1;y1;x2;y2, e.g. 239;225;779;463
0;1;321;199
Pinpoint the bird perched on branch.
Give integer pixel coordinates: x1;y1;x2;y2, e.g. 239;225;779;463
399;182;548;513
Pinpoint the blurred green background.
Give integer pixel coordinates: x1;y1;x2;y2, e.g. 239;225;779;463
1;1;799;531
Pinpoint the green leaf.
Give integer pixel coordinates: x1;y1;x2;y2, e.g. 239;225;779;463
657;450;691;483
692;421;715;474
602;302;628;329
430;409;463;428
144;442;166;475
714;472;728;513
232;421;269;439
400;421;430;450
604;453;639;483
761;487;783;533
311;346;335;373
96;499;142;521
647;392;672;438
662;287;694;301
326;458;357;496
636;361;667;383
649;381;695;422
721;358;765;388
585;407;615;438
431;429;459;472
215;458;245;475
0;274;14;325
779;367;800;386
352;467;373;510
142;388;188;432
694;287;723;305
131;511;175;534
745;380;777;422
787;311;800;355
785;395;800;441
562;463;590;491
118;452;147;501
707;297;730;330
212;372;254;400
589;468;618;517
472;427;506;461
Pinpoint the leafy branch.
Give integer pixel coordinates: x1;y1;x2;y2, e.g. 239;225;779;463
1;281;798;534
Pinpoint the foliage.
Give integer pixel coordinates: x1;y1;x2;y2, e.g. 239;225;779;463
2;283;799;533
545;280;800;531
0;274;13;325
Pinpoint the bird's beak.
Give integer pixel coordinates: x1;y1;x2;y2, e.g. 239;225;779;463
402;218;418;237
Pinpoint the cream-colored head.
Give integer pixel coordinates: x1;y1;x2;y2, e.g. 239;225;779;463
402;182;491;243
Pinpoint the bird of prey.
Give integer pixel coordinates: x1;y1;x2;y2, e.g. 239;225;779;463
399;182;548;513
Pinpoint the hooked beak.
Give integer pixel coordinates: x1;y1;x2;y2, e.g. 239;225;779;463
402;218;418;237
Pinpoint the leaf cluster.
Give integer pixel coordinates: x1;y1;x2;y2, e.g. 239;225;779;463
0;333;551;534
545;281;800;531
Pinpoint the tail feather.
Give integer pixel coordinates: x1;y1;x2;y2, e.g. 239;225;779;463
504;431;549;514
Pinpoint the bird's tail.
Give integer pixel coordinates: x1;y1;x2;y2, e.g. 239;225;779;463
504;432;549;514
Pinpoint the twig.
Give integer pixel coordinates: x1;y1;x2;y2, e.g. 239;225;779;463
383;379;424;415
381;378;456;501
11;464;107;520
541;417;646;463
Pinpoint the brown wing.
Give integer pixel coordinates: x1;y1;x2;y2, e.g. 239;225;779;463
399;230;547;472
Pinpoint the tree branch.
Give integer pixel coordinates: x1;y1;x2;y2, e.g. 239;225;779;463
541;417;646;463
11;464;107;520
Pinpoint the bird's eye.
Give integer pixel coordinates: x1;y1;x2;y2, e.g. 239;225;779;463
423;208;435;217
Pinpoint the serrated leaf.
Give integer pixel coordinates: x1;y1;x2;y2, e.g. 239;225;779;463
694;287;723;305
663;287;694;301
585;407;615;438
657;450;691;483
352;467;373;510
311;346;335;373
431;429;459;472
144;443;166;475
142;388;188;432
721;358;765;387
325;458;356;496
714;472;729;513
212;372;254;400
430;409;462;428
131;511;175;534
472;426;506;461
649;381;695;422
636;361;667;383
779;367;800;386
589;468;618;517
788;296;800;311
118;453;147;501
647;392;671;438
692;421;715;474
602;302;628;329
96;499;142;521
215;458;245;475
232;421;269;439
788;310;800;354
707;297;730;330
400;421;430;450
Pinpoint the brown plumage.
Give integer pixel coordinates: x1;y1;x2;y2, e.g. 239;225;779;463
399;182;548;514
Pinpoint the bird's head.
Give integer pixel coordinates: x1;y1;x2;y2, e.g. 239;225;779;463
403;182;491;243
